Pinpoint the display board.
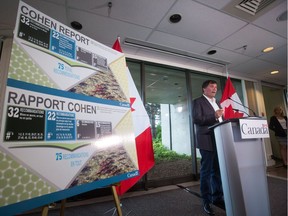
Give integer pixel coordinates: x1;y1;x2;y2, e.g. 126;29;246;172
0;1;138;215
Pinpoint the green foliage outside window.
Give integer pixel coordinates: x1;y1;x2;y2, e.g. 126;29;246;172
153;124;191;163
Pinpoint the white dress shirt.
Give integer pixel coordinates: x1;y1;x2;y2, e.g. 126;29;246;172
203;94;223;122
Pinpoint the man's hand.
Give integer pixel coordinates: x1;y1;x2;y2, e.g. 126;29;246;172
215;109;224;119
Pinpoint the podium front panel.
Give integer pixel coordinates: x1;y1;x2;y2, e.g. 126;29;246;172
213;121;271;216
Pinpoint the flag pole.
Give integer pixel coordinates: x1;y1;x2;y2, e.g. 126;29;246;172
225;65;229;78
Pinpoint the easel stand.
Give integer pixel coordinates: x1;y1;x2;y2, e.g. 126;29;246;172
111;185;123;216
41;200;65;216
41;206;48;216
40;185;123;216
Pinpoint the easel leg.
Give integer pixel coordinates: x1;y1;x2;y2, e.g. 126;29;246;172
41;206;49;216
111;185;122;216
60;199;66;216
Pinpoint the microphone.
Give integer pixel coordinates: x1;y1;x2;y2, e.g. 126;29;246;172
228;97;258;117
232;108;250;117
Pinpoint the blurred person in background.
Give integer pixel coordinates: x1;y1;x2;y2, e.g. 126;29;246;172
269;106;287;168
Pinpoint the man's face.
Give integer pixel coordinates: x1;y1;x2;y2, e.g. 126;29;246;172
203;83;217;99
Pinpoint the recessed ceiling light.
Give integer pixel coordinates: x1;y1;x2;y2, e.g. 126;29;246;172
71;21;82;30
270;70;279;74
169;14;182;23
207;50;217;55
262;47;274;53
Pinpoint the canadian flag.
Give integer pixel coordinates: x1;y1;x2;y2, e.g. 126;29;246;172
220;77;247;119
112;38;155;195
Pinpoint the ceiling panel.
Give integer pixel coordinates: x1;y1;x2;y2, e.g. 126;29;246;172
67;0;108;12
67;8;153;46
200;47;252;68
252;1;287;37
69;0;176;29
157;0;248;45
257;45;287;66
0;0;20;36
216;24;287;57
231;58;285;78
194;0;232;10
25;0;68;25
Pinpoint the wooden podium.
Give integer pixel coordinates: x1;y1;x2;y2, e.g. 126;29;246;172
209;118;271;216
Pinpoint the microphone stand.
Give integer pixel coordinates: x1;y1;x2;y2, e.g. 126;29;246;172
228;97;258;117
232;108;250;117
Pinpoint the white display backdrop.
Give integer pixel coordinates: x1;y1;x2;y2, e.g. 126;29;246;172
0;1;138;215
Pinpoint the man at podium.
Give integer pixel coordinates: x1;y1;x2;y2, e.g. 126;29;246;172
192;80;225;215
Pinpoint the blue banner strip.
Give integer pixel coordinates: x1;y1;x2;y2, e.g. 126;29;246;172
7;79;130;108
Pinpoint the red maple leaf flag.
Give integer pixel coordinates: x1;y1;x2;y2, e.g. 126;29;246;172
220;77;247;119
111;38;155;195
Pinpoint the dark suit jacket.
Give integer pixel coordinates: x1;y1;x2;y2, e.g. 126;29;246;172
269;115;287;137
192;95;222;151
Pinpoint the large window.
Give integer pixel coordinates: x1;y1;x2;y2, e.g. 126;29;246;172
126;59;245;184
127;61;141;94
144;64;191;155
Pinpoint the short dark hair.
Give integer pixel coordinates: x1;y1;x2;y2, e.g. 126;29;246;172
202;80;217;89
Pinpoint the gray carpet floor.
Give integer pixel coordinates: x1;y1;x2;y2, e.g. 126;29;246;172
21;176;287;216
